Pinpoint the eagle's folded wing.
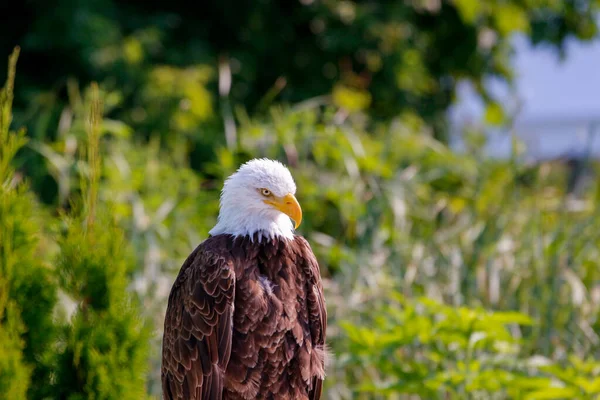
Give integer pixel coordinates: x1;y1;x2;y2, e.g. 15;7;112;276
162;249;235;400
296;237;327;400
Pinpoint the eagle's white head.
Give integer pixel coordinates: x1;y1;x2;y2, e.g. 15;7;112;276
209;158;302;241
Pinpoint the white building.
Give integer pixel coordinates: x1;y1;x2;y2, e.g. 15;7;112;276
450;34;600;161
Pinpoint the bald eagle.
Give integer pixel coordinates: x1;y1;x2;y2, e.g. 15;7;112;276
161;159;327;399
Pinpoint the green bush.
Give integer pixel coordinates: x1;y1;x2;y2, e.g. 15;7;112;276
52;213;150;399
0;48;30;396
0;50;150;400
341;294;600;399
0;48;57;399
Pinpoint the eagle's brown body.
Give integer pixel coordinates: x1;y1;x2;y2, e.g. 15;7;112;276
161;234;327;400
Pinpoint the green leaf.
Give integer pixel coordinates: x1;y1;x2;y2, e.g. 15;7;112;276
453;0;483;23
494;3;530;35
484;102;505;125
524;387;579;399
487;311;534;326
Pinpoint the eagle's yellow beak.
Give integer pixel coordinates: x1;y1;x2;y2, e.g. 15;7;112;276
265;193;302;229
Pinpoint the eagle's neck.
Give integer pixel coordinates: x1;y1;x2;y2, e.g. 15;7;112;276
208;206;295;241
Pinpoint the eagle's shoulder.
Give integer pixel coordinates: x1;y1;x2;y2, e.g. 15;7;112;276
292;234;311;249
193;234;234;264
291;235;321;274
172;234;233;278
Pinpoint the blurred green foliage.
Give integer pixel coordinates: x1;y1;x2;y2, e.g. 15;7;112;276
0;48;55;399
6;71;600;397
51;88;150;399
1;50;149;399
342;295;600;399
53;212;150;399
2;1;600;398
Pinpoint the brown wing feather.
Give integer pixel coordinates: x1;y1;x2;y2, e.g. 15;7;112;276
162;242;235;400
295;237;327;400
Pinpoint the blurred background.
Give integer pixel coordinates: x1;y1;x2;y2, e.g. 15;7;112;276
1;0;600;398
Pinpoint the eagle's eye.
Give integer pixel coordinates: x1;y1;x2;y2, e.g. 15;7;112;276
260;188;272;197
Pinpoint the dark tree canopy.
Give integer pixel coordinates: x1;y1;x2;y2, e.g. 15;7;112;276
1;0;598;140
